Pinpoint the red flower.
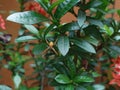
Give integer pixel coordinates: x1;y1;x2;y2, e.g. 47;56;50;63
24;2;47;16
109;56;120;86
0;15;6;30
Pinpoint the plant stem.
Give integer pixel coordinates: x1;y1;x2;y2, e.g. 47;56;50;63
41;72;45;90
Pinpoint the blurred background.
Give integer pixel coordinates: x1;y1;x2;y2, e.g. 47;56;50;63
0;0;120;89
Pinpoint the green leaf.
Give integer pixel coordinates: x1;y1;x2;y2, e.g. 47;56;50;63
65;85;74;90
61;22;80;31
13;74;22;89
92;72;101;77
103;25;114;36
93;84;105;90
7;11;49;24
55;85;74;90
54;0;80;19
88;19;103;27
54;63;69;75
49;0;65;12
71;39;96;53
19;85;28;90
15;36;37;42
29;87;40;90
55;74;71;84
66;58;76;78
76;86;87;90
24;44;30;51
89;0;102;8
24;25;39;36
114;35;120;40
84;36;99;46
32;43;48;55
35;0;48;11
44;24;55;38
77;10;86;27
57;36;70;56
74;76;94;83
84;25;103;40
117;9;120;16
0;85;12;90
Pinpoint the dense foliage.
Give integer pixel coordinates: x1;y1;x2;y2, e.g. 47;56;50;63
0;0;120;90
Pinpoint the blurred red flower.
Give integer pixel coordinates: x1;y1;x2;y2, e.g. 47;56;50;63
24;2;47;16
0;15;6;30
109;56;120;86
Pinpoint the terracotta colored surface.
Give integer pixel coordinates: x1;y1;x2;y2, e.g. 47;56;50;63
0;0;120;90
0;0;19;88
0;0;20;41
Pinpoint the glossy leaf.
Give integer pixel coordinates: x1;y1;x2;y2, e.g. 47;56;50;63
54;63;69;75
57;36;70;56
84;36;99;46
54;0;80;19
71;39;96;53
49;0;65;12
66;58;76;78
44;24;56;38
0;85;12;90
61;22;80;31
93;84;105;90
24;25;39;36
88;18;103;27
103;25;114;36
77;10;86;27
74;76;94;83
15;36;37;42
114;35;120;41
13;74;22;89
55;74;71;84
89;0;102;8
32;43;48;55
7;11;49;24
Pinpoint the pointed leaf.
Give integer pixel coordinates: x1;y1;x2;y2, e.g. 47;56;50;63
88;19;103;27
7;11;49;24
93;84;105;90
71;39;96;53
74;76;94;83
24;25;39;35
84;36;99;46
49;0;65;12
55;74;71;84
44;24;55;38
61;22;80;32
15;36;37;42
57;36;70;56
54;0;80;19
54;63;69;75
13;74;22;89
0;85;12;90
84;25;103;40
103;25;114;36
35;0;48;11
66;58;76;78
77;10;86;27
